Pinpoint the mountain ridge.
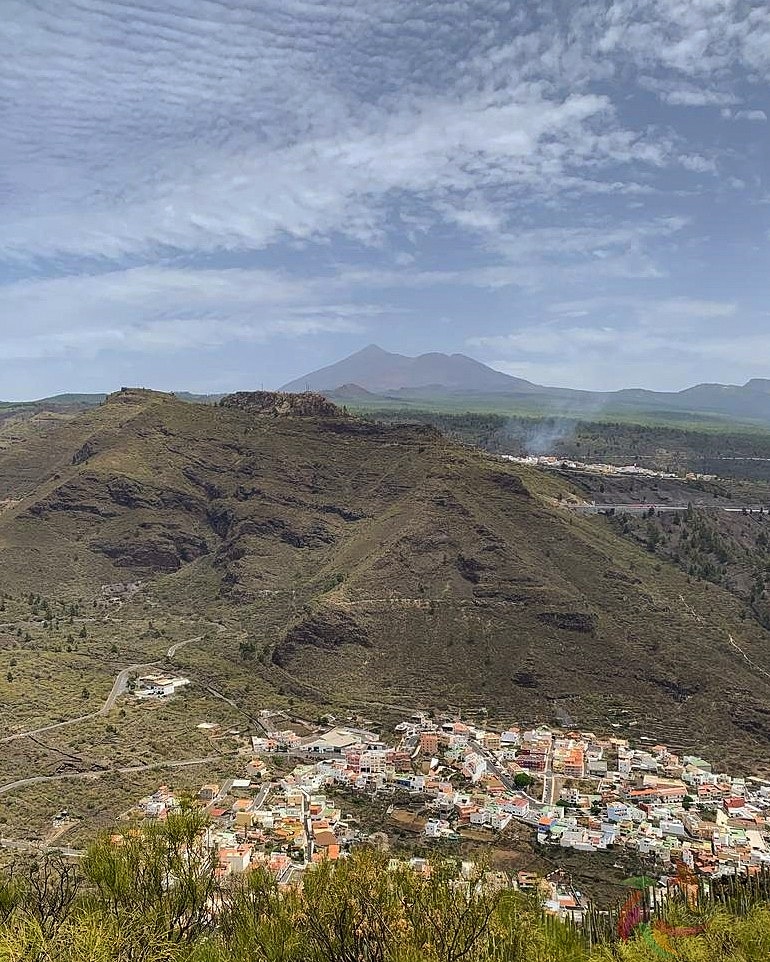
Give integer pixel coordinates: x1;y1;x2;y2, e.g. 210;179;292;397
282;346;770;425
3;350;770;426
1;389;770;767
281;344;541;395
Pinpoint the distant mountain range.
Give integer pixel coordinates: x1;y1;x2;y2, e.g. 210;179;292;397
282;344;533;395
282;345;770;424
4;347;770;428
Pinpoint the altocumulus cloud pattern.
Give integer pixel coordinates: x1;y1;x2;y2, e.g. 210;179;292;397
0;0;768;395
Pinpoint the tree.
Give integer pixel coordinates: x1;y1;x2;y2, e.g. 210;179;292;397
0;853;81;939
646;521;661;552
238;639;257;661
219;867;306;960
404;858;501;962
513;772;535;789
82;808;218;946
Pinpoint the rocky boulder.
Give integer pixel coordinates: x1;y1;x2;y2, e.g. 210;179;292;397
219;391;345;418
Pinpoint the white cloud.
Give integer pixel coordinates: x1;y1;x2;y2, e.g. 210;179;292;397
467;296;751;391
0;0;768;394
0;87;619;260
0;266;368;360
0;0;745;265
598;0;770;76
638;76;738;107
721;108;768;122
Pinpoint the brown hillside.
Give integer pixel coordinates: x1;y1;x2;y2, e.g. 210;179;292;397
0;390;769;767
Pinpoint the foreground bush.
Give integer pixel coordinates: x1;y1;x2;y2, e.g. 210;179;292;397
1;812;769;961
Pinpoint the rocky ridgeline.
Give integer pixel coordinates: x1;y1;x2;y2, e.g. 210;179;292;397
219;391;345;418
107;387;175;405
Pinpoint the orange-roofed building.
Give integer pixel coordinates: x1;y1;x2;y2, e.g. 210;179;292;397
698;783;721;799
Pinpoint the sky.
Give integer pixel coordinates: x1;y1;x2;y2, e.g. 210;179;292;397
1;0;769;399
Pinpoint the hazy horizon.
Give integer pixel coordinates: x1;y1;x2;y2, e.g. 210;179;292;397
2;1;769;398
3;341;769;405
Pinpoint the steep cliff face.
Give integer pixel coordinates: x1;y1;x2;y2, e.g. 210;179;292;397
219;391;345;418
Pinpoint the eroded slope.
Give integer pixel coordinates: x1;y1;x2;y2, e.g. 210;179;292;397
0;389;769;767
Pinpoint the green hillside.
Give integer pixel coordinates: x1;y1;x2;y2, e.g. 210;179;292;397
355;409;770;478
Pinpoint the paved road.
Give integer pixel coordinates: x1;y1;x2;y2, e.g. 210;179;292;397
541;760;557;807
167;635;199;659
0;836;83;857
1;660;160;744
1;712;100;744
0;754;234;797
99;660;164;714
470;741;517;793
1;635;203;744
471;740;548;810
569;503;768;516
300;788;313;862
101;636;203;712
253;783;270;811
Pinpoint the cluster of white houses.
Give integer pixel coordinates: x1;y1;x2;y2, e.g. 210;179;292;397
129;712;770;886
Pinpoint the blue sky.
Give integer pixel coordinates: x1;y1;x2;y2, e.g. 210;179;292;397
1;0;769;399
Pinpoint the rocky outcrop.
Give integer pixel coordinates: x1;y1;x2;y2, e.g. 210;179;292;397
27;479;120;519
106;387;175;406
537;611;597;633
456;553;486;584
271;611;370;668
219;391;345;418
486;470;530;496
91;529;210;572
72;441;96;465
106;478;204;514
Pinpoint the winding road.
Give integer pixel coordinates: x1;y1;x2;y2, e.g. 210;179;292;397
1;636;201;744
0;753;234;797
0;632;250;806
